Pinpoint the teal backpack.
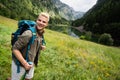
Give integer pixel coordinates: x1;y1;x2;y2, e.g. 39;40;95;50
11;20;46;73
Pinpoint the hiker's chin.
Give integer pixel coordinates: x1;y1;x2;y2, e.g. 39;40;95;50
36;26;43;31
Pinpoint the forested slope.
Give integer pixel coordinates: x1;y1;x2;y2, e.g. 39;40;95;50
72;0;120;46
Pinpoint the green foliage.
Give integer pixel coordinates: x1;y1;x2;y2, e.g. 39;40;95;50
47;17;70;34
79;31;92;41
84;31;92;40
0;0;37;20
104;22;120;46
98;33;113;46
0;25;12;79
0;16;120;80
80;35;86;40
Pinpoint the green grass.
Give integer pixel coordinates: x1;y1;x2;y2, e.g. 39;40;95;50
0;16;120;80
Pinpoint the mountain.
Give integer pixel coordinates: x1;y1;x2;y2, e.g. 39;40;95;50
52;0;84;20
72;0;120;46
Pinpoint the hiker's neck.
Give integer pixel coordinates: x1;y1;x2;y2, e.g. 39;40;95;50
36;29;44;36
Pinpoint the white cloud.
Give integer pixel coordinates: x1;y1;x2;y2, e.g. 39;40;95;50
60;0;97;12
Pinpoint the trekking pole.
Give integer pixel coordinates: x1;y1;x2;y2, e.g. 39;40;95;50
21;62;33;80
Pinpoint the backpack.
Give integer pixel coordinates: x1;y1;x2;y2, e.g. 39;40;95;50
11;20;46;73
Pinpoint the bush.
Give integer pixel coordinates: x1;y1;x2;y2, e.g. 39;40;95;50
84;31;92;40
98;33;114;46
80;35;85;40
79;31;92;40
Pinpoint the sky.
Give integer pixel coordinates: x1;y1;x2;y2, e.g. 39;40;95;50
60;0;97;12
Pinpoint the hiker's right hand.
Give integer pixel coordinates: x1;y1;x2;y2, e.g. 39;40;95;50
41;45;46;50
23;62;33;70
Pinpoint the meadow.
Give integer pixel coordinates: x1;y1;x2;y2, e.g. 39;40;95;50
0;16;120;80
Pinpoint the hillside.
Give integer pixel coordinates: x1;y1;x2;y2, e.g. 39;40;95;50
0;0;59;19
0;16;120;80
0;0;69;26
72;0;120;46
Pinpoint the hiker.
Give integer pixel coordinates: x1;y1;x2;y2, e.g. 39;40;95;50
10;12;49;80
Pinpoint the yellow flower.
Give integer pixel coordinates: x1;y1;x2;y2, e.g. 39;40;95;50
105;72;110;77
98;77;102;80
90;61;95;65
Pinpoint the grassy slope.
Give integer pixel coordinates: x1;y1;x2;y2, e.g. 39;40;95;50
0;15;120;80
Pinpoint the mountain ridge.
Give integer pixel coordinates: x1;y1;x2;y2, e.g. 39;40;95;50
52;0;84;20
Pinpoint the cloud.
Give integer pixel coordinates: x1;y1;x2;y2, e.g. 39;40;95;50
60;0;97;12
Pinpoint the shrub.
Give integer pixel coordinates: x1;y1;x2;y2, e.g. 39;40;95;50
84;31;92;40
80;35;85;40
79;31;92;40
98;33;114;46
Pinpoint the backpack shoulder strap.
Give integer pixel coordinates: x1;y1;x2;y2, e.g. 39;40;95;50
25;27;36;62
42;35;46;46
29;27;36;44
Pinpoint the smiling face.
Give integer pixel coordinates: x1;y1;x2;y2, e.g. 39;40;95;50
36;13;49;31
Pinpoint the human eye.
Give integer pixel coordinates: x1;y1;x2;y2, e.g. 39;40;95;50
37;18;41;22
43;21;46;23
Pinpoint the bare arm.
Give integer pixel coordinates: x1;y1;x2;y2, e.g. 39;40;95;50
13;49;33;70
12;30;33;70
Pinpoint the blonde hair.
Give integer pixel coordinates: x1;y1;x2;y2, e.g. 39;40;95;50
39;12;50;21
